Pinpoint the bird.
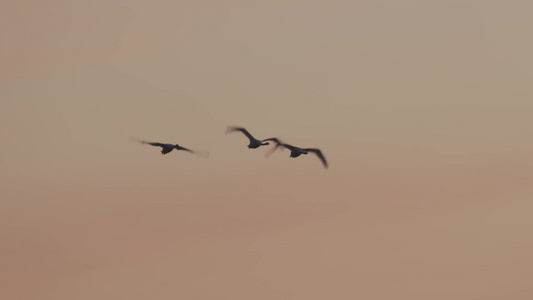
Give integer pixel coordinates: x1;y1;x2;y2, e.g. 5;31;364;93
226;126;278;149
136;138;209;158
267;138;328;169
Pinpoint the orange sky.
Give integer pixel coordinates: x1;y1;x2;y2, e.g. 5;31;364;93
1;1;533;299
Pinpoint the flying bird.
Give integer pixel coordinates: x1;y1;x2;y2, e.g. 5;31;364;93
226;126;278;149
267;139;328;169
136;138;209;158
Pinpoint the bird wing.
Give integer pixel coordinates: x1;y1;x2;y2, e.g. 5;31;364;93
226;126;256;141
278;143;297;151
266;140;293;157
260;137;279;143
175;145;193;152
176;146;209;159
305;148;328;169
148;142;167;147
136;138;166;148
191;150;210;159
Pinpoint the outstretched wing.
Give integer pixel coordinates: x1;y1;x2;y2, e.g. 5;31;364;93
260;137;279;143
135;138;166;148
266;139;292;157
191;150;210;159
226;126;256;142
278;143;297;151
175;146;209;159
305;148;328;169
175;145;192;152
147;142;166;147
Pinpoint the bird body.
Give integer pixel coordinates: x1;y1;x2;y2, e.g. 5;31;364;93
269;139;328;169
226;126;278;149
288;147;306;158
160;143;187;155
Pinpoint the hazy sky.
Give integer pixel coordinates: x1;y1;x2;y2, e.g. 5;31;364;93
1;1;533;299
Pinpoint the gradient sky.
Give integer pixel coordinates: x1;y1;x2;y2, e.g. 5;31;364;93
1;1;533;299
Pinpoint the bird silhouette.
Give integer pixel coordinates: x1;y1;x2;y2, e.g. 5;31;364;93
267;138;328;169
136;138;209;158
226;126;278;149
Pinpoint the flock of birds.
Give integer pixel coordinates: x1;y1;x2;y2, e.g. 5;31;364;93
137;126;328;169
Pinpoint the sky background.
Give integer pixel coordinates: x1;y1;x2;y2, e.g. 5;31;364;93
1;0;533;299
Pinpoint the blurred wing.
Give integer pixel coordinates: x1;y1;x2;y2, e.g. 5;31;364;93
191;150;210;159
265;138;283;157
306;148;328;169
177;146;209;159
279;143;296;151
148;142;166;147
176;146;193;152
135;138;165;148
226;126;255;141
261;137;279;143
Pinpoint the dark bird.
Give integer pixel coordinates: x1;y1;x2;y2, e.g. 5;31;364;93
226;126;278;149
268;139;328;169
136;139;209;158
